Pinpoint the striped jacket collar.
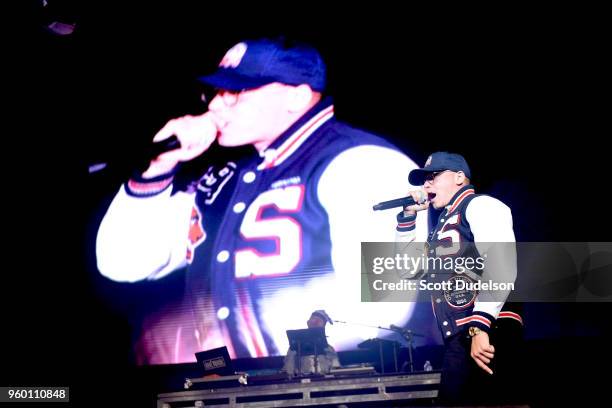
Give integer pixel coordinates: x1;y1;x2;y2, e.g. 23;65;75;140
257;97;335;170
445;185;476;215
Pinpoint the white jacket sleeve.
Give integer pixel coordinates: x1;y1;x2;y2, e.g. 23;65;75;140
316;145;427;343
96;185;195;282
466;195;517;319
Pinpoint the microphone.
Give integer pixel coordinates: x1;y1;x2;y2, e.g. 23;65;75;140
136;135;182;172
390;324;424;337
372;190;427;211
88;136;182;174
145;135;182;159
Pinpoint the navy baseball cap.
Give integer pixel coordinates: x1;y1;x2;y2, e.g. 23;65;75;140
198;39;327;92
409;152;471;185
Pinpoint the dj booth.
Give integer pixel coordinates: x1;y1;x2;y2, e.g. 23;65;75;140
157;370;440;407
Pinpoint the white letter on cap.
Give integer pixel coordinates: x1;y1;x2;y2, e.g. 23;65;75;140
220;42;247;68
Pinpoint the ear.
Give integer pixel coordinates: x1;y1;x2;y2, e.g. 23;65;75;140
455;171;467;185
287;84;315;112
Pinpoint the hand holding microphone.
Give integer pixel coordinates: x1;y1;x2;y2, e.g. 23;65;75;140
402;190;429;216
372;190;429;216
142;112;219;178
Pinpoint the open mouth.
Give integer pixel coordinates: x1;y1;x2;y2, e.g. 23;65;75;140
428;193;437;202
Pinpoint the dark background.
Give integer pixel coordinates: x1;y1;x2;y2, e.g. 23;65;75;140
6;1;609;406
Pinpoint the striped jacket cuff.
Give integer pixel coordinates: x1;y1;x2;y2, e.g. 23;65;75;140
396;212;416;232
456;311;495;333
469;311;495;333
125;170;176;197
498;311;524;325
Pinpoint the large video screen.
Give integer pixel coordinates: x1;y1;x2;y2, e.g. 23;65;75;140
91;145;438;365
79;4;605;369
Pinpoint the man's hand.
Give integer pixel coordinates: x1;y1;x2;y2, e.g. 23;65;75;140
470;331;495;374
402;190;429;216
142;112;218;178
